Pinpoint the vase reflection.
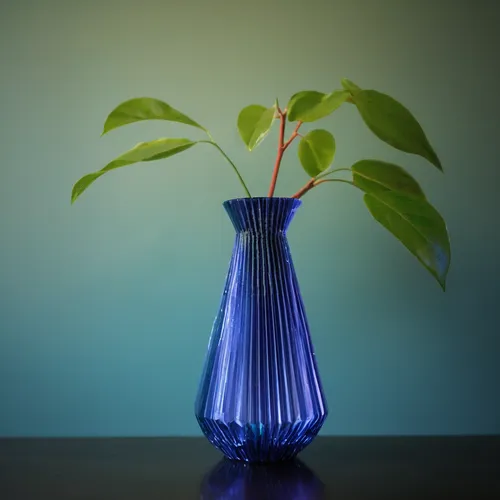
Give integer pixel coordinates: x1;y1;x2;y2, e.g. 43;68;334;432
200;457;325;500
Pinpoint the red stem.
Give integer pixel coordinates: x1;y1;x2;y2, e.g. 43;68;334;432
283;121;301;151
267;112;302;197
291;178;353;199
291;178;315;199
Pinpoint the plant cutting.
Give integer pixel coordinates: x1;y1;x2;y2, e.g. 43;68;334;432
72;78;451;462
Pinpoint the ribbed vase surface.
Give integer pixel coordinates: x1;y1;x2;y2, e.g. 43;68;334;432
195;197;327;462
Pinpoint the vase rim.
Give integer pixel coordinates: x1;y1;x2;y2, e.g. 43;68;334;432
223;197;302;204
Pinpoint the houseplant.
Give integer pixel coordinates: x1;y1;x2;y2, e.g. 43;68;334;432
72;78;451;462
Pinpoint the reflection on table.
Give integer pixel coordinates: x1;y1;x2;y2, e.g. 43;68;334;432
200;457;325;500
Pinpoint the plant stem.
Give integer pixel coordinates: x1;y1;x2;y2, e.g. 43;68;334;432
291;178;315;199
291;178;355;199
314;167;352;180
283;121;302;151
315;178;355;188
267;113;302;197
267;112;287;197
201;140;252;198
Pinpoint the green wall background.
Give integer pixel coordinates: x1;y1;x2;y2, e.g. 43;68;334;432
1;0;499;436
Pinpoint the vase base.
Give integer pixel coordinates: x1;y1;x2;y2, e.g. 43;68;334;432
197;414;326;463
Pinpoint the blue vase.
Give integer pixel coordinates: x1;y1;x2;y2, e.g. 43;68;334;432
195;197;327;463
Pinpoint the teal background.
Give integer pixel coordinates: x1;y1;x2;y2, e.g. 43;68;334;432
1;0;499;437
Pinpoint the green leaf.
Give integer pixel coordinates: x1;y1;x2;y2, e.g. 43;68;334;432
352;159;425;199
351;90;442;170
102;98;206;136
237;104;275;151
363;191;450;290
298;129;336;177
341;78;362;96
287;90;350;122
72;138;197;203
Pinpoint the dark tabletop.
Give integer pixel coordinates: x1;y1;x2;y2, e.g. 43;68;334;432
1;436;499;499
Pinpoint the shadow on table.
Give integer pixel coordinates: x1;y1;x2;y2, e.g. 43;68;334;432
199;457;325;499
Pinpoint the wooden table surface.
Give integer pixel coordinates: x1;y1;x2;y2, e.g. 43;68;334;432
1;436;499;499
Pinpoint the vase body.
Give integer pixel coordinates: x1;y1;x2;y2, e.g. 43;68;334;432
195;197;327;463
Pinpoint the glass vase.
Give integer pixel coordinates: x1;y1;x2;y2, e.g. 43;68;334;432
195;197;327;463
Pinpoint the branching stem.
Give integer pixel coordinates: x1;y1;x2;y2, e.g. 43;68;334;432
291;177;355;199
314;167;352;180
267;110;302;197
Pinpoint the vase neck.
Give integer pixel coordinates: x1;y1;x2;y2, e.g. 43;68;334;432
223;198;302;234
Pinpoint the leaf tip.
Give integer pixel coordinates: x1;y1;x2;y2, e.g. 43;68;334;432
101;119;114;137
426;151;443;172
71;181;83;204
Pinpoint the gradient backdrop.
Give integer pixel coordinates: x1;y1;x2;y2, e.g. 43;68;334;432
1;0;499;437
